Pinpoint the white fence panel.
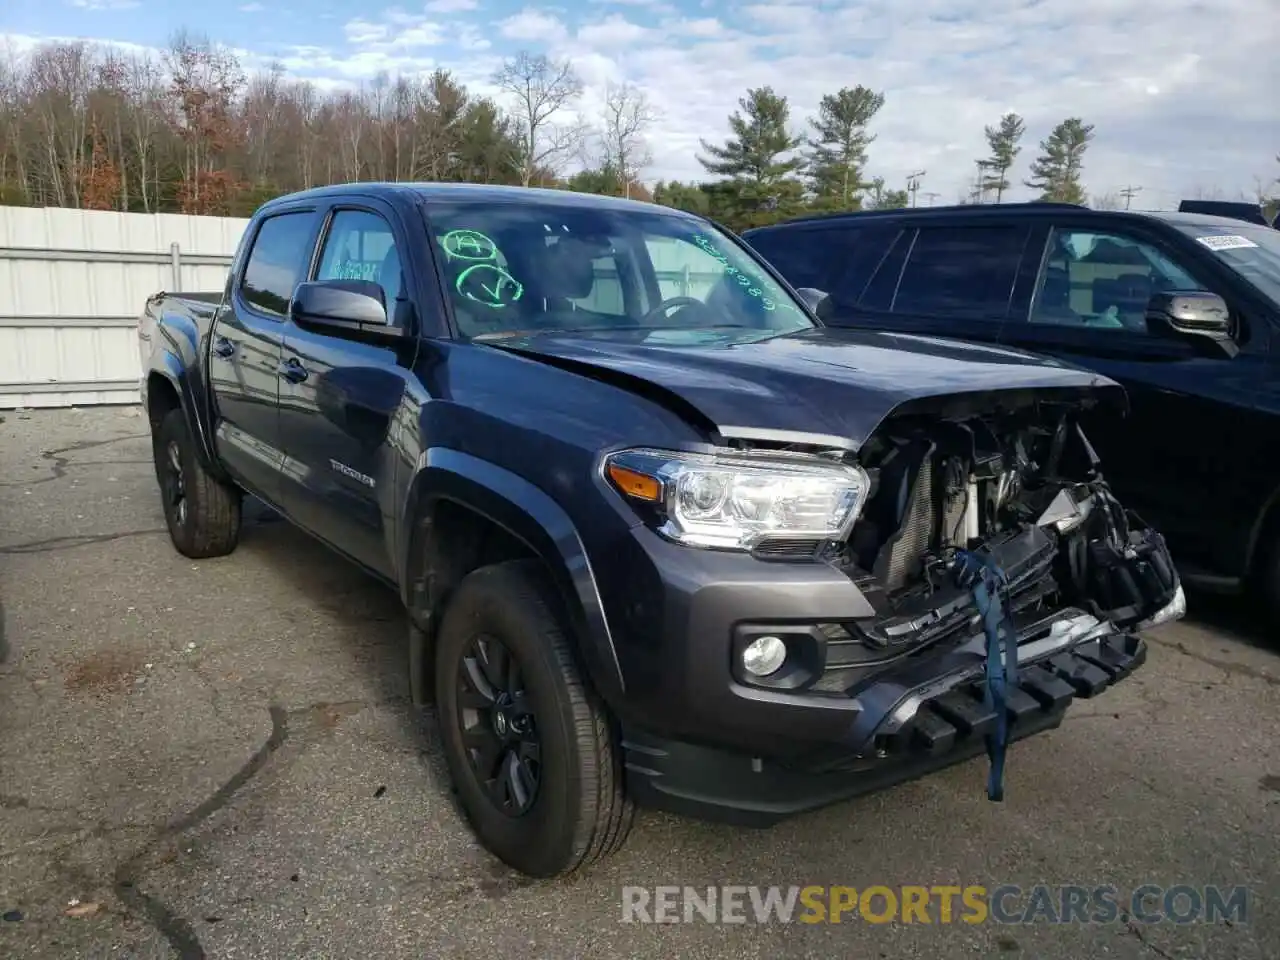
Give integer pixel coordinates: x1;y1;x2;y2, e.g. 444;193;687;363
0;206;249;409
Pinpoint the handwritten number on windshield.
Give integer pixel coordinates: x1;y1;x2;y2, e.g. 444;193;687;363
693;235;778;311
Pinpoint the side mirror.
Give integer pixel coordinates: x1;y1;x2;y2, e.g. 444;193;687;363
290;280;408;345
795;287;831;318
1145;291;1235;355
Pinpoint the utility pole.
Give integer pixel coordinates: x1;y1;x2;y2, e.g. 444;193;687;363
907;170;926;207
923;191;941;206
1120;184;1142;210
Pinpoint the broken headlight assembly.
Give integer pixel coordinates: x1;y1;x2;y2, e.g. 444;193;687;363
603;447;869;551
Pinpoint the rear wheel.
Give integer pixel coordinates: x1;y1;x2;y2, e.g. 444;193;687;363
434;559;634;878
153;408;241;559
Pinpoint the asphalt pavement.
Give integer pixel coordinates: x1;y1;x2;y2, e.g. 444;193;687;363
1;406;1278;959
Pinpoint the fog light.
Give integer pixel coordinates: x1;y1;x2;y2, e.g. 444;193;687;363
742;635;787;677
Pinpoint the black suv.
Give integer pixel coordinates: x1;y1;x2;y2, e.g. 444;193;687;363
745;204;1280;615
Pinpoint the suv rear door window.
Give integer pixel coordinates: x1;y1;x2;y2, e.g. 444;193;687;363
890;225;1027;319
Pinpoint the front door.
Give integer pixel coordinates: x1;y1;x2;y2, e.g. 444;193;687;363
1001;221;1268;577
276;204;420;578
208;208;320;504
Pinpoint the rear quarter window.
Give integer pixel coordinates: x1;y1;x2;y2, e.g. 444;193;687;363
749;223;898;304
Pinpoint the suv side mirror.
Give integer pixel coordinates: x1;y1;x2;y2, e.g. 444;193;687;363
795;287;831;319
290;279;408;344
1145;291;1236;355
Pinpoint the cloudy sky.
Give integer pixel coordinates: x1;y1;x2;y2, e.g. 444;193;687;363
3;0;1277;206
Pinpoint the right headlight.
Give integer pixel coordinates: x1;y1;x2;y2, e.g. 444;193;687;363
603;447;869;550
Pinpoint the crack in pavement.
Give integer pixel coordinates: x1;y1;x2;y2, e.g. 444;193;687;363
0;529;167;555
0;433;151;489
1123;916;1179;960
1147;636;1279;688
108;699;372;959
112;705;289;960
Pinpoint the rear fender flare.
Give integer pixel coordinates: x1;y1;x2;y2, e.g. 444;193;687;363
398;447;625;701
147;354;224;478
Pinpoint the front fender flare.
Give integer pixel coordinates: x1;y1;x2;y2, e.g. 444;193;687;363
398;447;625;701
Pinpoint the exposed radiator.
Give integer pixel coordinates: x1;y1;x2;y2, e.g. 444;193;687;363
883;454;934;592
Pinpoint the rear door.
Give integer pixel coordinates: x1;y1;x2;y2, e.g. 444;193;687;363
1000;217;1270;576
208;206;322;504
276;198;422;578
839;220;1031;345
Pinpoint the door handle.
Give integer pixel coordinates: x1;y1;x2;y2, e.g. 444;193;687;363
213;337;235;358
278;357;309;383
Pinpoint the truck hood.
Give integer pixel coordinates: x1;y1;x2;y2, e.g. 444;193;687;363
485;326;1124;450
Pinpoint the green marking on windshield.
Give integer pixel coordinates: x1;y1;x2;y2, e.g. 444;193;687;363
456;263;523;308
693;234;790;311
442;229;499;261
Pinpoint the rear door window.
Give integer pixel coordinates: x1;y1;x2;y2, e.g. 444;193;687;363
315;208;403;310
889;224;1028;319
240;211;318;317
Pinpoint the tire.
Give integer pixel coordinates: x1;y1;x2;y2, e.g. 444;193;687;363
153;408;241;559
434;559;634;878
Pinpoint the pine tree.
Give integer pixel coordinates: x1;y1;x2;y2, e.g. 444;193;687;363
1025;118;1094;204
981;113;1025;203
697;86;805;227
804;85;885;211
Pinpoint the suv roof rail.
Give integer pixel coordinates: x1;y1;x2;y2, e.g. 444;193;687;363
747;200;1091;230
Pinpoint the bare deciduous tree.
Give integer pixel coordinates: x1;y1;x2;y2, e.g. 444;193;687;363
600;81;656;198
493;51;584;187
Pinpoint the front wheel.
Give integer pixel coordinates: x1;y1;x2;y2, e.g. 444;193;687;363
153;408;242;559
434;559;634;878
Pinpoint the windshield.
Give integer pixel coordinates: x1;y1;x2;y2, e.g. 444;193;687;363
421;198;814;340
1172;221;1280;309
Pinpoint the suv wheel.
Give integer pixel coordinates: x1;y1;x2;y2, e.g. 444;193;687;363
434;559;634;878
153;408;242;559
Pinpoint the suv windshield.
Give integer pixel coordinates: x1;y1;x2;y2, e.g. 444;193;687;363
421;198;813;340
1172;221;1280;309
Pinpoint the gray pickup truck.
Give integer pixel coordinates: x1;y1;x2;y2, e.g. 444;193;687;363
138;182;1185;878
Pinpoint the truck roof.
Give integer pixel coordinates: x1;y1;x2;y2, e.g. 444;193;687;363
260;181;678;215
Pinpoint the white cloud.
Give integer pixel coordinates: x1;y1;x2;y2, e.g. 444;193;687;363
498;9;568;43
343;12;445;52
577;14;653;47
238;2;265;11
456;23;491;52
424;0;479;11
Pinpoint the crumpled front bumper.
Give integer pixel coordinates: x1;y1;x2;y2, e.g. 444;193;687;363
621;600;1159;826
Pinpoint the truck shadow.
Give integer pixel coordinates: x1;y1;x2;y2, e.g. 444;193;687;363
1183;587;1278;653
234;498;469;815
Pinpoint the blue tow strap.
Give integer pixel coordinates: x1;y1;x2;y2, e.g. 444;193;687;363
955;550;1016;802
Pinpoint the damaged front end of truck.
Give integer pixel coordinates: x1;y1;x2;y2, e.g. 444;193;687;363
792;390;1183;791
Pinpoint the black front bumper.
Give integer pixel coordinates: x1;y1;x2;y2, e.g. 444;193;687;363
620;630;1147;826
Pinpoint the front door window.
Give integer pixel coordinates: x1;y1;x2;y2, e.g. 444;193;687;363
1030;228;1207;333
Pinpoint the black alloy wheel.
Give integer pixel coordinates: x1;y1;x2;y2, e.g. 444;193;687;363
162;439;188;528
433;560;634;877
457;634;541;816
